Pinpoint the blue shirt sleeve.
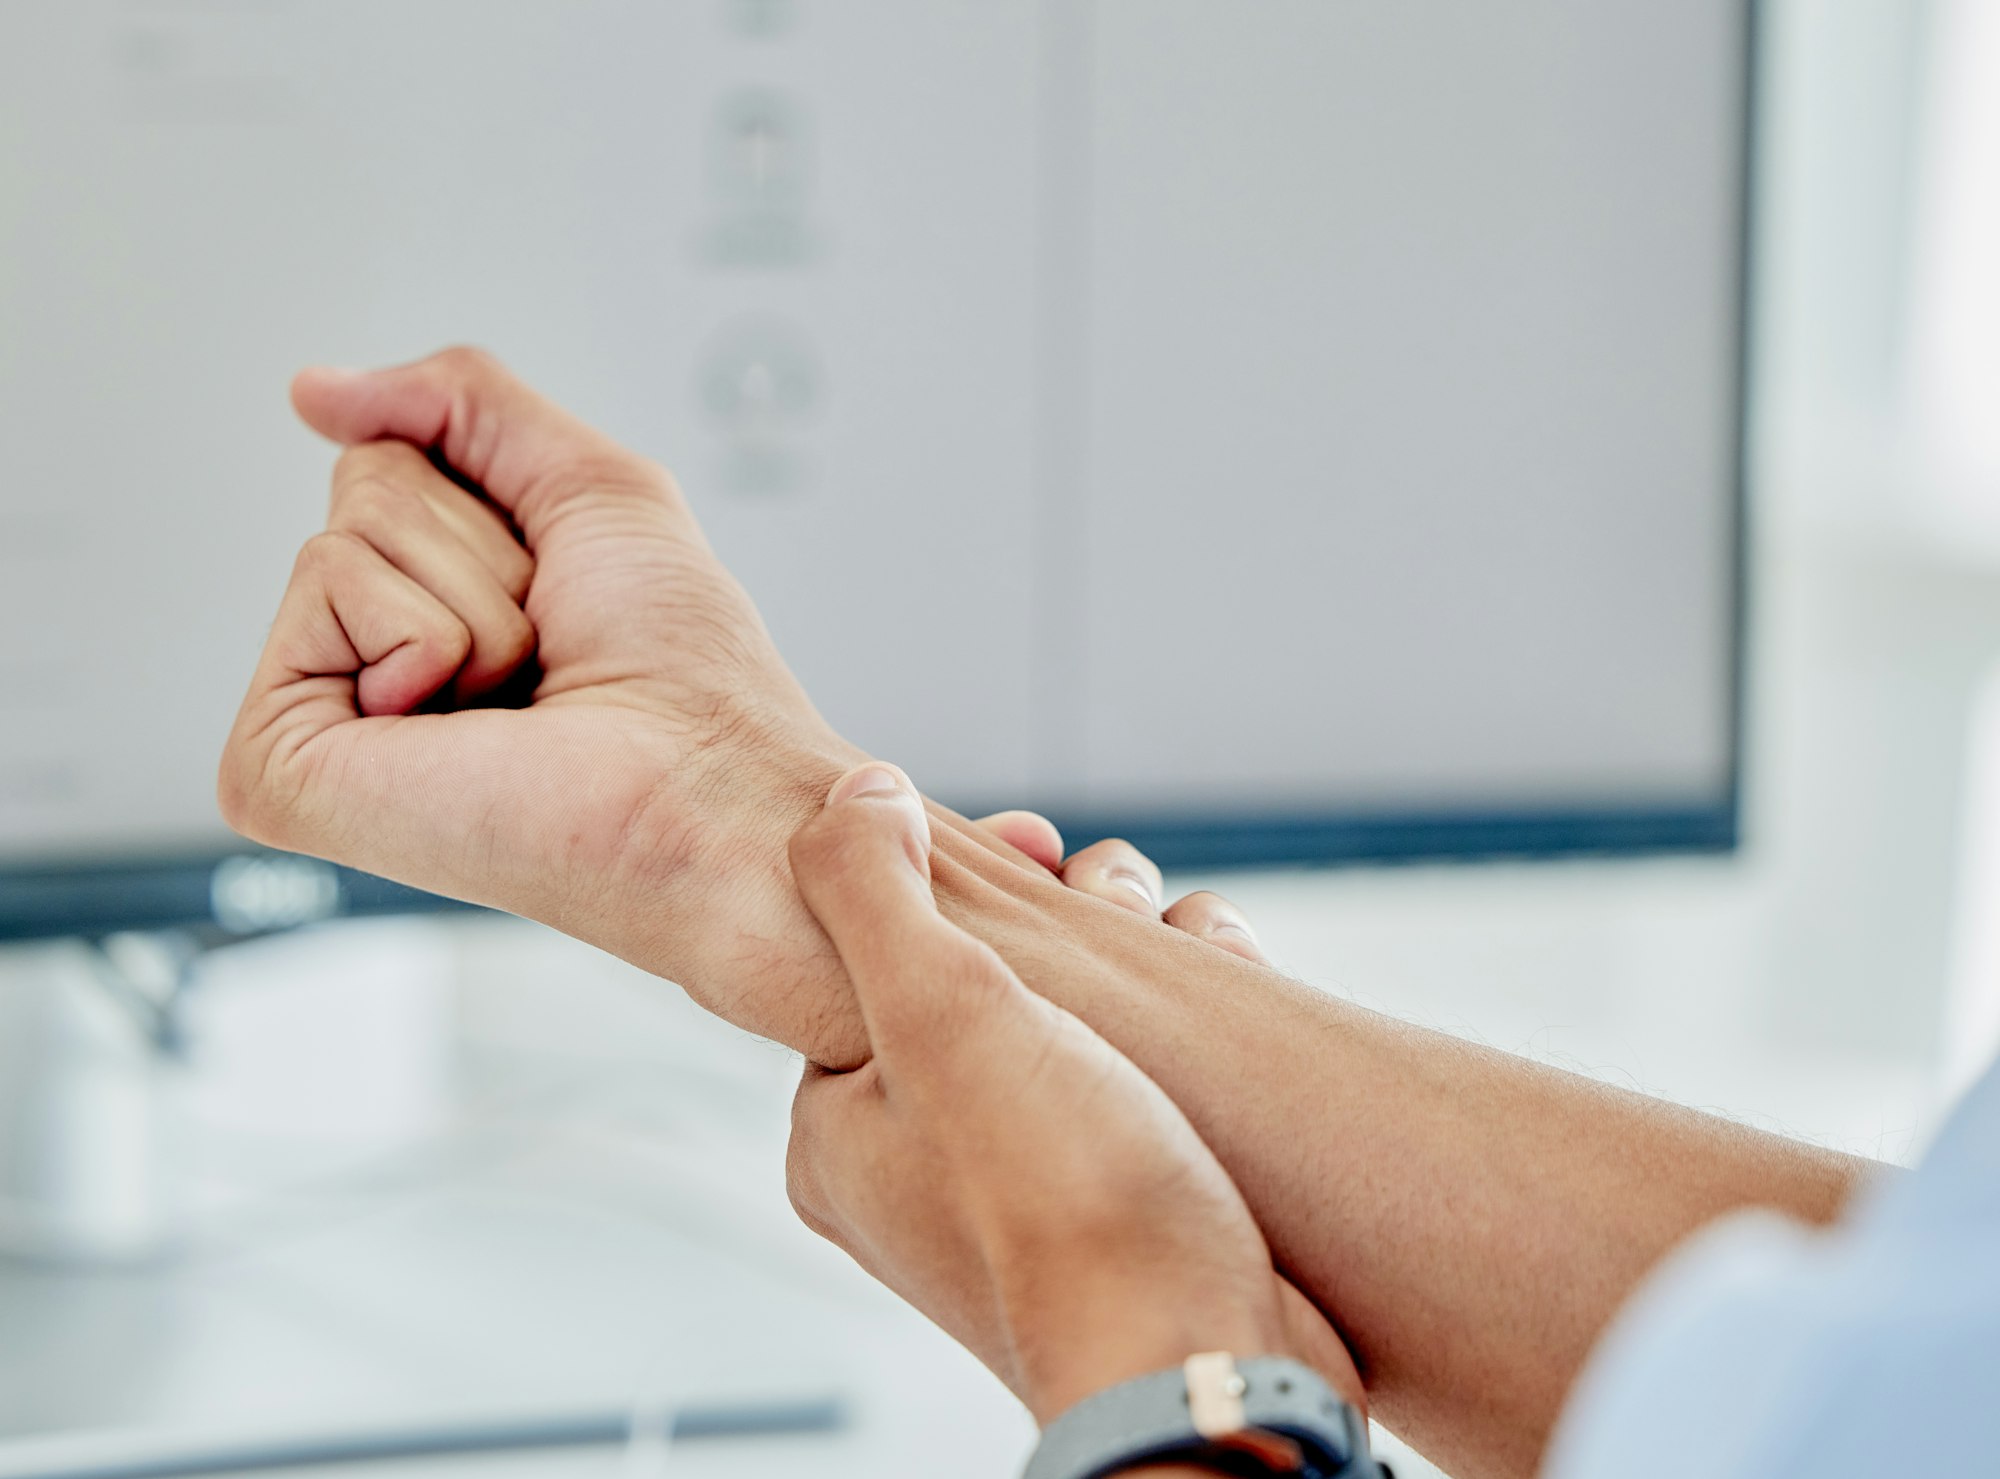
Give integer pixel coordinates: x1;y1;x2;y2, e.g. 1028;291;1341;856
1542;1061;2000;1479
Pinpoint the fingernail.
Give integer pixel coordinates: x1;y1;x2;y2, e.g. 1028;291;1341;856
1211;921;1258;946
827;763;909;808
1109;871;1157;909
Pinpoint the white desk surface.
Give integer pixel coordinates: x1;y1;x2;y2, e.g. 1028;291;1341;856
0;919;1038;1477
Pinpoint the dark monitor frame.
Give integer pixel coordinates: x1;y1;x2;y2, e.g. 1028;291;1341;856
0;2;1755;944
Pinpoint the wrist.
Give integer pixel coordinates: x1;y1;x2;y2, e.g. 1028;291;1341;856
612;700;873;1064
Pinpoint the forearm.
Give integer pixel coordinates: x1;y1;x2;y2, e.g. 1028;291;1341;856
920;815;1878;1479
630;753;1871;1477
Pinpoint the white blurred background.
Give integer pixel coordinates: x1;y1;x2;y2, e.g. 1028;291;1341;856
4;3;2000;1478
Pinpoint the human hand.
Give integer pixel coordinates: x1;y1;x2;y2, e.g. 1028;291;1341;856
785;763;1363;1426
219;348;873;1062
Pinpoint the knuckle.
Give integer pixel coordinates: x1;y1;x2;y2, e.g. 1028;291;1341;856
293;528;367;579
428;343;502;380
326;471;403;531
430;611;474;667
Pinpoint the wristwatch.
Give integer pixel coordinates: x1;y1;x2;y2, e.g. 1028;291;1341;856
1024;1352;1391;1479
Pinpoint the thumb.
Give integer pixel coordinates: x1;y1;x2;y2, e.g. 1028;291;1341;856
790;763;1017;1063
290;346;678;549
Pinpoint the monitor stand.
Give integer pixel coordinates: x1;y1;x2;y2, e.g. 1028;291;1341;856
0;936;191;1265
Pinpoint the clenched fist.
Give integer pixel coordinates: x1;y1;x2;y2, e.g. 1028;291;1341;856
220;348;873;1063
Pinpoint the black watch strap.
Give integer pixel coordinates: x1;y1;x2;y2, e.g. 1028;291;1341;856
1023;1354;1387;1479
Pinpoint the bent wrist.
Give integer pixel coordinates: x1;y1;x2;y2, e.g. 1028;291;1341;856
605;709;873;1064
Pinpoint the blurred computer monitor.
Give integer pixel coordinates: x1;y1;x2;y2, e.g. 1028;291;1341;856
0;1;1752;941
